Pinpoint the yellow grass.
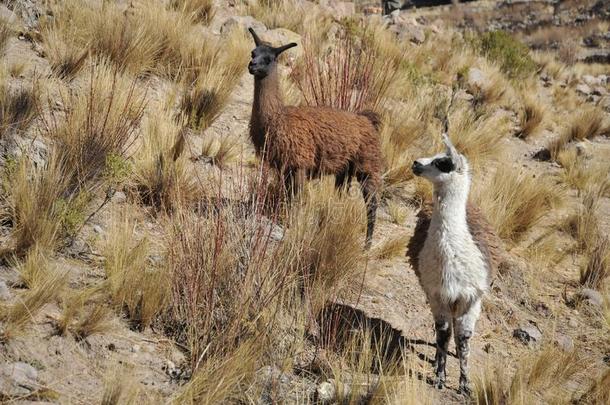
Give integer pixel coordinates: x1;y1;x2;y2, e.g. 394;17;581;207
475;167;562;242
372;233;410;260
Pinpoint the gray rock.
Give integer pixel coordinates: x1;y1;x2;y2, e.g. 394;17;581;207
0;280;11;300
220;16;267;37
582;75;601;87
575;83;592;96
93;225;104;234
262;28;302;56
513;322;542;345
327;1;355;19
554;333;574;351
0;362;39;398
467;67;488;90
317;381;336;404
388;14;425;44
578;288;603;307
111;191;127;204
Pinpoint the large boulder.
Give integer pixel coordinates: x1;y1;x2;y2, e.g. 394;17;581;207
220;15;267;37
0;362;39;398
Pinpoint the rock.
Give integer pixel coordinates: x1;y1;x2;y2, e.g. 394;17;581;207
111;191;127;204
575;83;592;96
0;280;11;300
568;318;578;328
532;148;551;161
0;362;39;398
513;322;542;345
220;16;267;37
317;381;336;404
263;28;302;52
467;67;488;90
554;333;574;351
93;225;103;234
388;13;425;44
591;86;607;96
582;75;601;87
578;288;603;307
327;2;355;19
253;366;316;404
575;141;591;157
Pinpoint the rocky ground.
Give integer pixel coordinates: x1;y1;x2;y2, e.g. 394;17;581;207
0;0;609;403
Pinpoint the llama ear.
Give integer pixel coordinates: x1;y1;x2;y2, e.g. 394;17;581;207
274;43;297;55
442;133;459;160
248;28;262;46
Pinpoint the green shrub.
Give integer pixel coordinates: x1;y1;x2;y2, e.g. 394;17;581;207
475;31;536;79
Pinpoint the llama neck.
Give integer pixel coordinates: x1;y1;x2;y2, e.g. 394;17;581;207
251;66;284;147
431;175;470;233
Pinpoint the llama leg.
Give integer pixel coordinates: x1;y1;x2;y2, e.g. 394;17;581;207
335;162;354;193
453;299;481;395
433;314;452;389
357;172;379;249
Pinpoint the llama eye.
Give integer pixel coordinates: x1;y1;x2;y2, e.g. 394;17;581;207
433;157;455;173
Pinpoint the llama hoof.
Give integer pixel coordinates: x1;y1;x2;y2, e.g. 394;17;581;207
458;381;472;396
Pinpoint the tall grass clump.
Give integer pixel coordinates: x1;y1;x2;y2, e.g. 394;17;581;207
103;211;168;329
246;0;310;33
473;31;536;79
131;114;197;211
1;153;72;255
475;167;562;242
178;31;248;130
43;62;145;193
290;31;397;112
474;346;585;404
0;18;12;53
547;106;610;160
516;93;545;139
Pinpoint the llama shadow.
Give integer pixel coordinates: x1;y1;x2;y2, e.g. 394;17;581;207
317;303;446;373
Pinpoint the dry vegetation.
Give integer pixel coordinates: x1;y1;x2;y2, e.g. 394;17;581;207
0;0;608;403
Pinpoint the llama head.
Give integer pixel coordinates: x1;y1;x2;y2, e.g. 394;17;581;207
412;134;469;185
248;28;297;79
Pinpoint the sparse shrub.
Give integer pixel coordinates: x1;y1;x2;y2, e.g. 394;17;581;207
476;167;561;242
291;32;396;112
474;31;536;79
43;29;89;80
200;134;241;167
580;237;609;290
557;149;610;194
43;62;145;192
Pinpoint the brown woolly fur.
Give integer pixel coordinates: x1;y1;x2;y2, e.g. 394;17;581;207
407;202;502;281
249;31;383;246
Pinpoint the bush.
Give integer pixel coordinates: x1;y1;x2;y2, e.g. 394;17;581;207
476;31;536;79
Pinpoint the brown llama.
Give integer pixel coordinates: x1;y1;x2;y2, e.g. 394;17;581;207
247;28;384;248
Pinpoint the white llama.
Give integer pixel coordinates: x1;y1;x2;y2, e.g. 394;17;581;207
408;134;497;394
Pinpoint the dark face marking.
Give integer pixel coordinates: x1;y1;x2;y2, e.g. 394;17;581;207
248;46;277;78
432;157;455;173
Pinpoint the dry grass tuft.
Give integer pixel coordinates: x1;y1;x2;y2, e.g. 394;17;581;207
474;346;585;404
580;237;609;290
0;266;66;341
372;233;409;260
246;0;312;33
516;93;545;139
0;67;39;138
131;114;198;211
386;199;408;225
103;210;168;329
0;18;12;54
577;368;610;405
1;153;71;255
44;62;145;192
101;367;141;405
178;31;248;130
170;0;215;24
42;29;89;80
200;134;241;167
291;31;396;112
557;149;610;194
549;107;610;159
476;167;562;242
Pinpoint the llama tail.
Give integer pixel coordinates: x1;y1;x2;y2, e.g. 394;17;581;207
358;110;382;132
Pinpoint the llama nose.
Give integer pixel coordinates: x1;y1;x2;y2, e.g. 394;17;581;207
412;160;424;176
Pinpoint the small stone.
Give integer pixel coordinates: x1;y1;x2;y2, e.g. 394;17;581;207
513;322;542;345
131;345;140;353
107;343;116;351
0;362;39;397
317;380;336;404
93;225;103;234
0;280;11;300
467;67;488;90
554;334;574;351
578;288;603;307
568;318;578;328
575;83;592;96
111;191;127;204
